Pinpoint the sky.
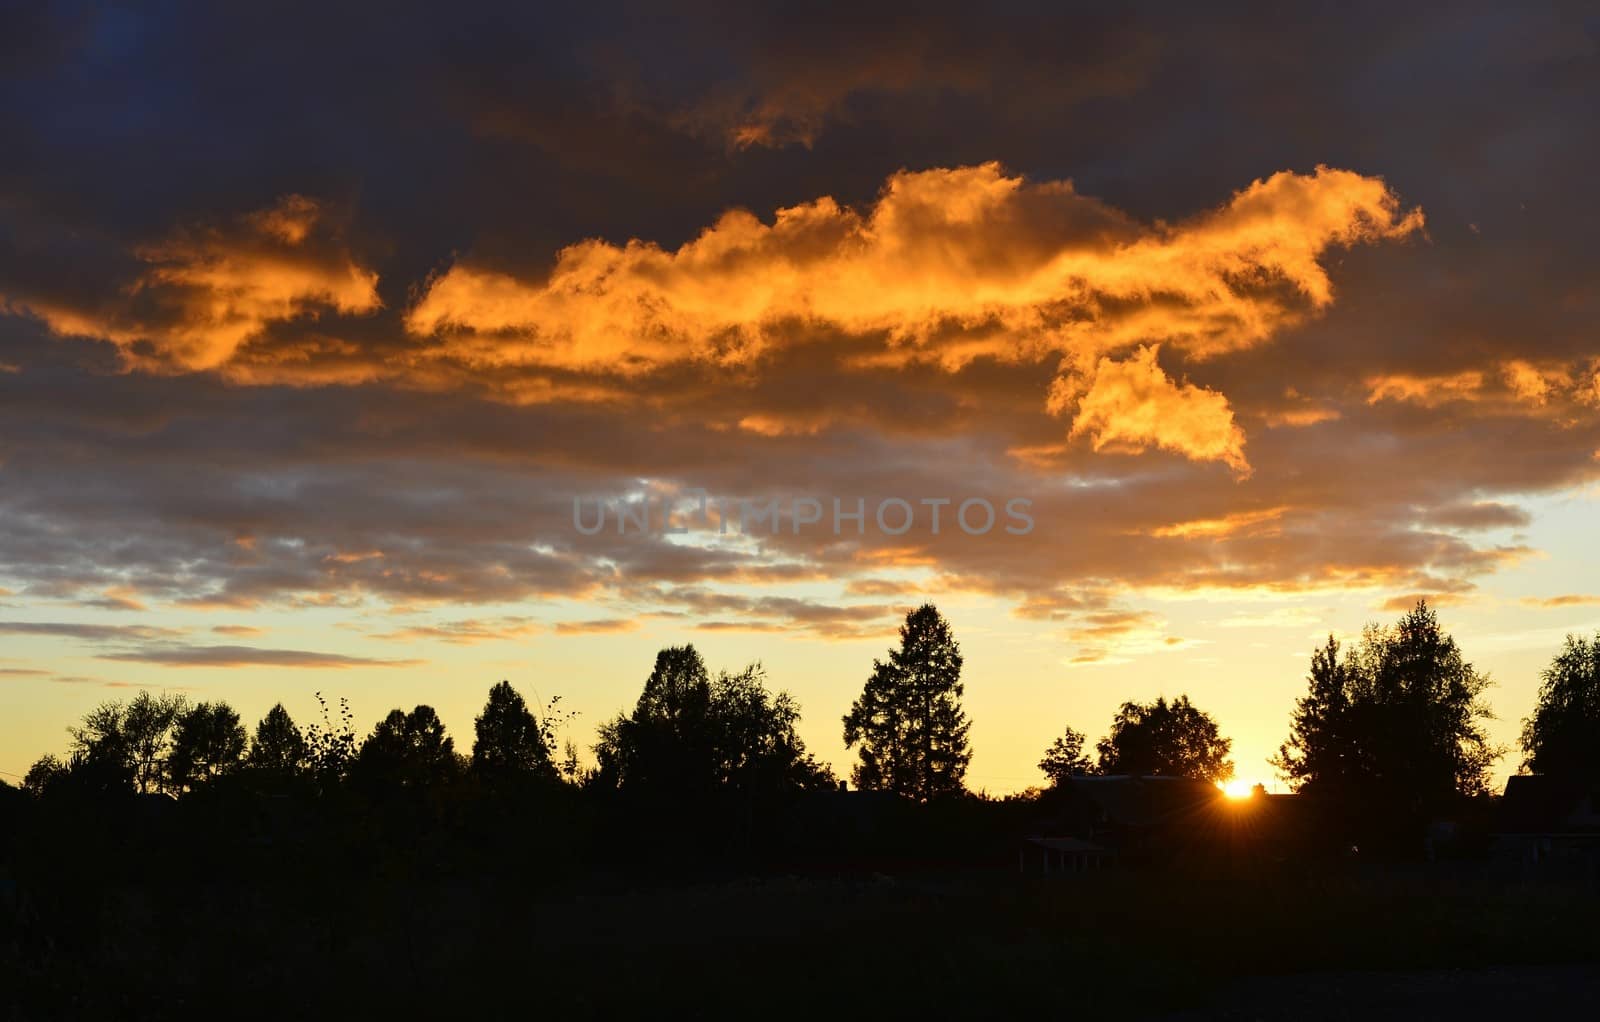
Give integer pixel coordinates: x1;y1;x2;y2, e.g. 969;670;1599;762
2;1;1599;793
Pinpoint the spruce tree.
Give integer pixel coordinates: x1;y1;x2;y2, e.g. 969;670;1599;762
843;604;971;800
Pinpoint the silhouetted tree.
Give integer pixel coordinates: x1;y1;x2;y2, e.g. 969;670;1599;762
248;703;309;774
23;754;68;797
843;604;971;801
24;750;132;799
123;690;189;793
842;661;909;794
1519;632;1600;776
560;738;583;783
594;648;831;796
594;645;715;794
304;692;358;787
1096;695;1233;783
69;690;188;794
636;646;713;729
354;704;459;789
1038;726;1093;786
1271;636;1353;797
168;701;247;789
707;664;834;795
1273;601;1500;835
67;702;129;775
472;681;556;783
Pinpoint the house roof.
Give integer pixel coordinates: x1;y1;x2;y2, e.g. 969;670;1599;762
1068;774;1223;827
1497;774;1600;834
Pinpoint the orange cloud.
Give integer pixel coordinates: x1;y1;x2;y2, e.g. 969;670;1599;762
1502;359;1556;405
70;586;149;612
212;624;266;637
409;163;1420;372
1263;405;1341;428
9;196;379;372
845;578;925;597
1582;368;1600;408
1149;505;1291;539
1365;360;1600;417
1061;346;1251;476
1377;591;1473;612
406;164;1417;469
1261;388;1341;428
1366;370;1486;407
1058;608;1201;665
8;168;1423;478
736;412;831;437
1521;594;1600;609
554;618;640;635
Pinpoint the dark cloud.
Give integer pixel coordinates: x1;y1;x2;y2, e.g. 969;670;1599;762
371;616;541;644
0;621;183;641
96;644;422;668
211;624;265;637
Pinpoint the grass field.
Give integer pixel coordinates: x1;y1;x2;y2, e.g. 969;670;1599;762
8;859;1599;1018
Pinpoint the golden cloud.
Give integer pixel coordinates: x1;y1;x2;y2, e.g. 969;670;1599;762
1148;505;1291;539
1377;591;1473;612
1260;387;1342;428
1521;594;1600;609
1060;345;1252;476
411;164;1420;376
5;168;1424;474
1366;370;1486;406
407;163;1419;466
554;618;640;635
1057;608;1200;665
1583;368;1600;408
1502;359;1555;405
10;195;380;372
1366;359;1600;418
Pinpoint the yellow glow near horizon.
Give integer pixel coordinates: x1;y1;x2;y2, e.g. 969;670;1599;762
1219;778;1259;799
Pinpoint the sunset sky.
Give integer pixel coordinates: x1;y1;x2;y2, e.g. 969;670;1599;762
3;3;1598;793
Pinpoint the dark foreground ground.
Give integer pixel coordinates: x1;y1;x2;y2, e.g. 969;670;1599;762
1167;965;1600;1020
6;859;1599;1020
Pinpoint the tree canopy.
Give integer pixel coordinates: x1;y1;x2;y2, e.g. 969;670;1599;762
1038;726;1094;786
1519;632;1600;777
472;680;558;782
354;705;460;790
22;754;69;798
1095;695;1233;783
594;646;832;798
249;703;309;774
168;701;247;790
67;690;189;794
1274;601;1501;829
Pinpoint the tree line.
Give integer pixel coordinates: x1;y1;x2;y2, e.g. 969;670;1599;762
16;600;1600;843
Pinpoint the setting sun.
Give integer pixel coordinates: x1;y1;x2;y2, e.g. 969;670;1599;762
1220;779;1259;800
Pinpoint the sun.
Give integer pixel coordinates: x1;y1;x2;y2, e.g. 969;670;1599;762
1219;778;1258;799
